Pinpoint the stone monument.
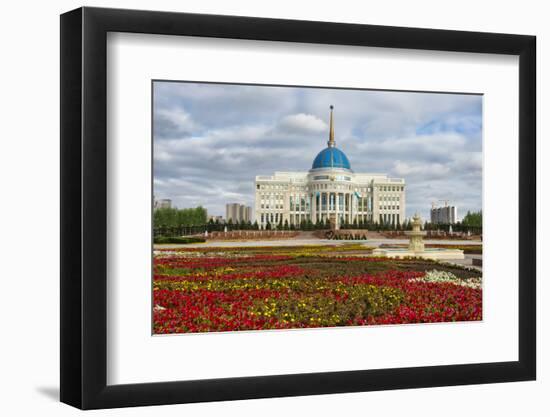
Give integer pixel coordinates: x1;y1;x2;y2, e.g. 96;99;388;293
372;213;464;260
406;213;426;252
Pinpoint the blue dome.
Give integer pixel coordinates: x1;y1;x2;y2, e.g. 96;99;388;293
312;147;351;170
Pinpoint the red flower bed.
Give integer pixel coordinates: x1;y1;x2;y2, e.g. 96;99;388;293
340;272;482;324
153;250;482;334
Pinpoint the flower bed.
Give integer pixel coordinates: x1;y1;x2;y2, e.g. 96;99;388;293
153;245;482;333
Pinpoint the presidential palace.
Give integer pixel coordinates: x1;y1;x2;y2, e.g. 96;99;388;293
254;106;406;229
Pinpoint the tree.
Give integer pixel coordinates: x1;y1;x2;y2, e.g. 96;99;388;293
462;210;482;228
153;206;210;236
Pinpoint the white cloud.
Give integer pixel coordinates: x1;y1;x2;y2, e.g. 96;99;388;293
451;152;483;173
159;108;195;128
393;160;451;178
278;113;327;134
154;107;200;138
153;82;483;218
362;133;467;156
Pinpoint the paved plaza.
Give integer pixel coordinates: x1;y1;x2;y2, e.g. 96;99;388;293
156;238;481;249
155;237;482;271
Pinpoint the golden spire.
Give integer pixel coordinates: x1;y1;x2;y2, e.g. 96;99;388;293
328;105;335;147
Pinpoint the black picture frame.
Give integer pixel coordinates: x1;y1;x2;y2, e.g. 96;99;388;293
60;6;536;410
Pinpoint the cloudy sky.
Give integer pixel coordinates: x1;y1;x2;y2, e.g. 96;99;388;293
153;81;482;220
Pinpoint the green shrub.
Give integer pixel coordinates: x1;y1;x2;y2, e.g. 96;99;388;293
154;236;206;244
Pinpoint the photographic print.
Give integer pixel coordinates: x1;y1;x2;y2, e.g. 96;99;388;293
152;81;483;335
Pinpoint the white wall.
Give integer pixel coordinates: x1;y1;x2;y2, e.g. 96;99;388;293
0;0;546;415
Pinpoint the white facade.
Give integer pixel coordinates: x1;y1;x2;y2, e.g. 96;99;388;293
154;198;172;209
430;204;458;224
254;107;406;229
226;203;252;223
255;172;405;228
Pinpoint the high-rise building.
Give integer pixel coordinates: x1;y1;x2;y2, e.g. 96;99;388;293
208;215;225;223
154;198;172;209
254;106;406;229
430;203;458;224
226;203;252;223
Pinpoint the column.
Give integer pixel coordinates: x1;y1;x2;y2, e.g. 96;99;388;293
311;193;316;224
328;192;332;212
322;192;326;222
317;193;320;223
295;194;302;226
335;193;339;227
345;193;348;224
348;193;353;224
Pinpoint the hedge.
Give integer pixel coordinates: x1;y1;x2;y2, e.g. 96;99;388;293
154;236;206;244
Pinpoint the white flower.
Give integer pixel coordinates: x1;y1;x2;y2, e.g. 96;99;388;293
410;270;482;289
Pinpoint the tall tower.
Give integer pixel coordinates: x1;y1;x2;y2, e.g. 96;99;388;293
327;105;335;148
